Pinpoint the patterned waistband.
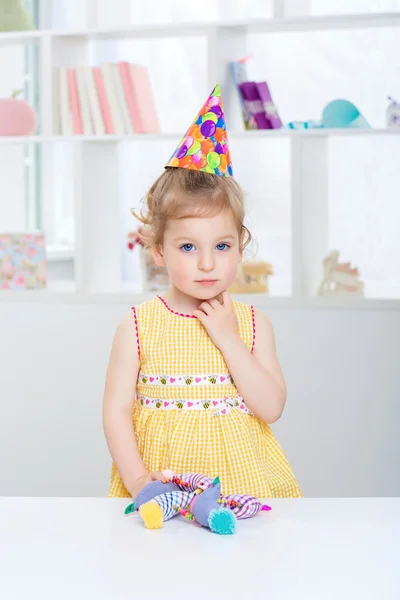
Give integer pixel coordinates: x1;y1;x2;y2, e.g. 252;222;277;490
136;394;252;417
138;372;234;387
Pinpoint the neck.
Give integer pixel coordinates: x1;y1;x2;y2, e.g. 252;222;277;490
161;285;220;314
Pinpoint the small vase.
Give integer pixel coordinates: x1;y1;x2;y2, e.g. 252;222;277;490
0;0;35;32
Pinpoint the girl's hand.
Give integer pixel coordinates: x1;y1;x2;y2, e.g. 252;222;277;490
128;471;165;499
193;292;240;351
129;474;151;500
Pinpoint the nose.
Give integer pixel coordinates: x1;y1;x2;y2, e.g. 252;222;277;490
198;250;215;273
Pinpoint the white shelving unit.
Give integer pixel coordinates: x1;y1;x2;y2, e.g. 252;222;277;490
0;128;398;144
1;7;400;309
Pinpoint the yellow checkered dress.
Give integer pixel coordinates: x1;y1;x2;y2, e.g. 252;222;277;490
109;295;301;498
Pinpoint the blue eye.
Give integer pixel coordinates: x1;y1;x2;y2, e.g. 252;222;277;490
216;243;230;251
181;244;195;252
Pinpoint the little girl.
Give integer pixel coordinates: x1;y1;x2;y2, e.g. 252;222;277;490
103;85;301;500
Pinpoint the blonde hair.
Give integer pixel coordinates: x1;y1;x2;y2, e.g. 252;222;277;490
131;168;252;251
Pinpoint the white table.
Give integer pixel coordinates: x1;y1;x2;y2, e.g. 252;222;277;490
0;498;399;599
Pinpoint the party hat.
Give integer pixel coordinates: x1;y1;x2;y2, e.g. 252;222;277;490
165;84;233;177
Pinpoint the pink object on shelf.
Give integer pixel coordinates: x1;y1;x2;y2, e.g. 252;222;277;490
118;62;141;132
119;62;160;133
93;67;115;134
0;91;36;136
130;64;160;133
67;69;83;135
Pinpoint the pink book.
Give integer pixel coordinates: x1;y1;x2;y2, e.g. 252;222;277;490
119;62;160;133
93;66;115;134
68;69;83;135
118;62;141;132
130;64;160;133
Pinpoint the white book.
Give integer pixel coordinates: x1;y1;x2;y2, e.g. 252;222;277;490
59;67;72;136
111;63;133;134
100;62;125;135
83;66;105;136
76;67;93;135
52;68;61;135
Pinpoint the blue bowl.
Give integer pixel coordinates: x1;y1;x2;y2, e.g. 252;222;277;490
322;99;370;128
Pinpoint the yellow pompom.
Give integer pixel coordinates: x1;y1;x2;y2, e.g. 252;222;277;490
139;502;164;529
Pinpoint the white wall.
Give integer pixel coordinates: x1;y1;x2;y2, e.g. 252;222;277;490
0;300;398;498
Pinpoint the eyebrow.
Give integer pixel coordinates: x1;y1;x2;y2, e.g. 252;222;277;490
173;234;237;242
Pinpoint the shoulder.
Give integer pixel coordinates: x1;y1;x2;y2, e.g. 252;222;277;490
117;296;159;334
252;308;276;353
231;299;254;317
232;300;271;328
117;296;162;341
133;295;162;319
115;308;139;339
231;301;275;351
253;307;273;330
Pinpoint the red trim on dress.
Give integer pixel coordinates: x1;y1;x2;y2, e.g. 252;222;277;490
157;295;197;319
250;305;256;354
131;306;141;359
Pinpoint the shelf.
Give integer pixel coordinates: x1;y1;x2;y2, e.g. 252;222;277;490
0;129;399;145
0;134;182;144
1;12;400;46
47;245;75;262
0;30;43;46
0;285;398;310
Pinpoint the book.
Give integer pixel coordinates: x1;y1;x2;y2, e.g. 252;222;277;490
67;68;83;135
255;82;282;129
100;62;125;135
119;62;160;133
52;68;61;135
83;66;105;136
231;59;256;130
129;64;160;133
59;67;73;135
118;61;141;132
112;63;133;134
76;67;94;135
93;67;115;134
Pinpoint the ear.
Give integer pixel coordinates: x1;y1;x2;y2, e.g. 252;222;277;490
239;229;245;263
152;244;165;267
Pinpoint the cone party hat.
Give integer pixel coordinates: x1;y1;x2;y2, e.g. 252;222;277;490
165;84;233;177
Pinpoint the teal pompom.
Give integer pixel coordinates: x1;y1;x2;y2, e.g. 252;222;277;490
208;508;237;535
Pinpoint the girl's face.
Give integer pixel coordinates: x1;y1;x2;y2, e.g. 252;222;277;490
153;210;242;300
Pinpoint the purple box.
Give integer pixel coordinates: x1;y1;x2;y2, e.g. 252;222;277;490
256;82;283;129
238;82;271;129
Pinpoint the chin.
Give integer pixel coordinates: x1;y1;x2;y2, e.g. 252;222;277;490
192;285;228;300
